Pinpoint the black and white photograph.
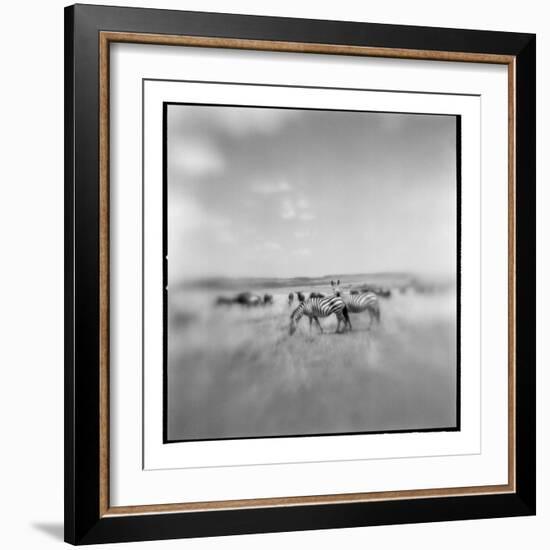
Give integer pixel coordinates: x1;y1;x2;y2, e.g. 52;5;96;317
164;103;460;442
45;1;539;546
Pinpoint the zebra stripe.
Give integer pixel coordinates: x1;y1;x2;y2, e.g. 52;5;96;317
289;296;351;335
344;292;378;313
340;292;380;325
330;281;380;326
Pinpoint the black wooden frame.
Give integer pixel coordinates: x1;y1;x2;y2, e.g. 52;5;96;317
65;3;536;545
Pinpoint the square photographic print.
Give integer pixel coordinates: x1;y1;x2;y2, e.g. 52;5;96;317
164;103;459;442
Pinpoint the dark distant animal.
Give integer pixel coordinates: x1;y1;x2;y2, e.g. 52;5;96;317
297;291;306;302
288;292;294;306
263;293;274;305
247;295;262;307
309;291;326;298
331;282;380;326
289;295;351;335
356;286;391;299
215;296;233;306
363;285;390;299
233;292;262;307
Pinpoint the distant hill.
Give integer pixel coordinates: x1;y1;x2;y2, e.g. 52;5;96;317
177;272;455;292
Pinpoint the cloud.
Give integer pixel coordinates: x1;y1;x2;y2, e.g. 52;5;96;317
168;195;232;239
216;231;238;245
253;241;282;254
262;241;282;251
169;105;300;140
298;212;315;222
251;180;292;195
292;248;312;256
171;139;225;177
280;195;315;221
202;108;298;138
281;198;297;220
296;197;309;209
294;230;312;239
168;195;205;234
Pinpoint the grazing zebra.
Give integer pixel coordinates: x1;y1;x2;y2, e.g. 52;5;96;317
309;291;326;298
289;295;351;335
288;292;294;306
331;282;380;327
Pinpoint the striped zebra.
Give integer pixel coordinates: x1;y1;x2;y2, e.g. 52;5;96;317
331;282;380;327
289;295;351;335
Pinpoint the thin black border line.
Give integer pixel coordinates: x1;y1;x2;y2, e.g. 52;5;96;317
162;102;169;445
141;76;481;98
456;114;462;431
145;449;481;473
156;100;462;445
142;78;146;467
138;78;468;446
163;102;461;117
478;93;484;455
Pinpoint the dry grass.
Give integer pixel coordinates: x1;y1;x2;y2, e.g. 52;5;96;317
167;288;457;441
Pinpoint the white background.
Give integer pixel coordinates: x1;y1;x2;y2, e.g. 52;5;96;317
131;76;492;501
140;84;483;474
0;0;546;548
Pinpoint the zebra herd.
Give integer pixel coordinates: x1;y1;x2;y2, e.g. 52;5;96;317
216;291;274;307
214;279;384;336
288;280;381;336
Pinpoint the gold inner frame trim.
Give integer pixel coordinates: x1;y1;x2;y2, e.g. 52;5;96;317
98;31;517;517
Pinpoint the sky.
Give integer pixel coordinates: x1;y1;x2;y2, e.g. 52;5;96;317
166;104;457;282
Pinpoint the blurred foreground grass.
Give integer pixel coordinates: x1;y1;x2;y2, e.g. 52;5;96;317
167;287;457;440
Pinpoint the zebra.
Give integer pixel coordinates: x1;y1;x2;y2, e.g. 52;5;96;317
297;291;306;302
263;293;274;305
289;295;351;335
309;291;326;298
331;282;380;327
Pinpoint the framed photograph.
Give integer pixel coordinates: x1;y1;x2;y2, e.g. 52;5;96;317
64;4;536;545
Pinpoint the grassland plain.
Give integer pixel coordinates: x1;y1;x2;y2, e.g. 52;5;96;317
166;280;457;441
